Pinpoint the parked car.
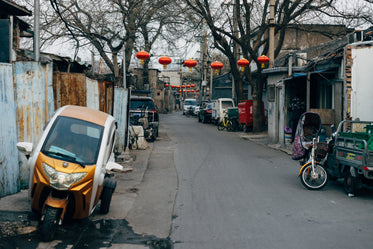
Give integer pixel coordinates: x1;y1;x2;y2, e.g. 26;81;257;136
183;98;198;116
129;96;159;138
198;102;213;123
211;98;235;124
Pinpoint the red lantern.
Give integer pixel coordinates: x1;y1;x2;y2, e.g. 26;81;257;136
192;90;195;93
186;84;191;88
187;90;190;93
176;85;180;89
181;85;185;88
136;50;150;65
184;58;197;72
211;61;223;74
179;90;182;93
171;85;175;88
158;55;172;69
191;84;195;88
237;58;250;72
196;89;199;92
183;89;186;93
165;83;169;88
257;55;269;68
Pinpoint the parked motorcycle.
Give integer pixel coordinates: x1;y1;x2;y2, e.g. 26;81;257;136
17;105;132;241
292;112;328;190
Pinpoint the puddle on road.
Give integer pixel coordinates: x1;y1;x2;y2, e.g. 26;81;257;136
0;217;173;249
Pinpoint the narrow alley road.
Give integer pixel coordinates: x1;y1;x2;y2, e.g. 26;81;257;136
163;112;373;249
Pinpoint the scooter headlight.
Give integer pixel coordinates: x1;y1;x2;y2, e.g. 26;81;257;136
42;163;87;190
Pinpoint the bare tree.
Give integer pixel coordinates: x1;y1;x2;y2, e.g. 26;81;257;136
40;0;185;87
181;0;366;132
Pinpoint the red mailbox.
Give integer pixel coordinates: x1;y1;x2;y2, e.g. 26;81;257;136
238;100;265;132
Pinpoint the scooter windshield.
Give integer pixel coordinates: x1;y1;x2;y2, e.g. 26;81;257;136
41;116;104;166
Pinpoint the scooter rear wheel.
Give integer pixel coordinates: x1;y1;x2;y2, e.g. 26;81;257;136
40;206;59;242
300;163;328;190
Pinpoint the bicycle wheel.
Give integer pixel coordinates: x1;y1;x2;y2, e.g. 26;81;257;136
217;121;225;131
300;163;328;190
227;121;234;131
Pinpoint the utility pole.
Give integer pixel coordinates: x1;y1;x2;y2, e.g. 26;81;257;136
232;1;239;102
202;23;208;101
269;0;275;68
123;44;127;88
34;0;40;62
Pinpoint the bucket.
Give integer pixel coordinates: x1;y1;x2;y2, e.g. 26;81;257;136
284;127;292;144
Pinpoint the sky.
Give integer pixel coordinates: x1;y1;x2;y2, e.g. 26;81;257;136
20;0;373;69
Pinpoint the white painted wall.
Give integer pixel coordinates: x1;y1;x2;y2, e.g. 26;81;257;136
350;41;373;121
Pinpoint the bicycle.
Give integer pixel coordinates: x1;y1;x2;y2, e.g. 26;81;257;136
217;112;238;131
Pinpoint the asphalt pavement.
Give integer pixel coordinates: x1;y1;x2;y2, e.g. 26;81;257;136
0;124;290;248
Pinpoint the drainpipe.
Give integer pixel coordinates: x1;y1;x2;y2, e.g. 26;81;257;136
306;72;311;111
288;54;293;77
9;16;14;62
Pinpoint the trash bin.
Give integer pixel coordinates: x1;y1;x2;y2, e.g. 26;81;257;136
284;127;292;144
227;107;239;120
238;100;265;132
238;100;253;132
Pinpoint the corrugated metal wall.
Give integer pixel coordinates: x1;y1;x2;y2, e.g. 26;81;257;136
53;72;86;110
0;63;20;197
113;88;129;153
1;61;122;195
98;81;114;114
53;73;114;115
13;61;54;188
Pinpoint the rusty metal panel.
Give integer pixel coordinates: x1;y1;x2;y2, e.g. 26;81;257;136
53;72;86;109
113;88;129;153
13;61;54;188
97;80;114;114
86;77;99;110
0;63;20;196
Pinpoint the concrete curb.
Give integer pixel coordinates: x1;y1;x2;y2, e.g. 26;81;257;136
238;132;292;155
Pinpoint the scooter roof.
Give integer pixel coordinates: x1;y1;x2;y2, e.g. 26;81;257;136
59;105;110;126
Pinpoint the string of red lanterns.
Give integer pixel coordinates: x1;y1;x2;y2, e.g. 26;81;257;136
136;50;150;64
184;58;197;72
158;55;172;69
237;58;250;71
210;61;224;74
257;55;269;68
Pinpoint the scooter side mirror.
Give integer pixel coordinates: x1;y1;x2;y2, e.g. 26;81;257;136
17;142;33;155
105;161;133;173
331;124;335;133
17;142;33;160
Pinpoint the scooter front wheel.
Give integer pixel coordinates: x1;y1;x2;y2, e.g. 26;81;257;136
40;206;59;242
300;163;328;190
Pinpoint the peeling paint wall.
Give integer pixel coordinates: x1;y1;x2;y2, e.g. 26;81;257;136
86;77;99;110
113;88;129;153
0;63;20;197
13;61;54;188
